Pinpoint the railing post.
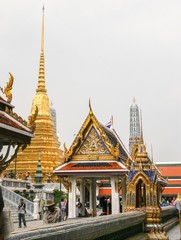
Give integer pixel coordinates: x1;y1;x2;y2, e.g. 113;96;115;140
33;194;40;220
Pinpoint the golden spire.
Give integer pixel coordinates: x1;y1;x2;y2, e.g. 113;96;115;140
37;5;46;93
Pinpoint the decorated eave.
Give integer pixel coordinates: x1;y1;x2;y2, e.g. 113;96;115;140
64;103;132;163
0;73;35;172
54;160;128;177
0;111;33;144
0;74;34;145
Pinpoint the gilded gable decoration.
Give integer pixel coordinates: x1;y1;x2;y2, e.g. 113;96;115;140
77;126;110;155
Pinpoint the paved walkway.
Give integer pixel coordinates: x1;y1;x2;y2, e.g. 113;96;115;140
167;223;180;240
12;219;180;239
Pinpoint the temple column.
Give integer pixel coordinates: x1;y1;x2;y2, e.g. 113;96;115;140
91;178;97;216
111;176;120;214
68;176;77;218
80;178;85;216
89;180;93;214
122;177;126;213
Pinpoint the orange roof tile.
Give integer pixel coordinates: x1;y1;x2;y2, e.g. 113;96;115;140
162;188;181;194
157;166;181;177
99;188;122;196
57;162;125;171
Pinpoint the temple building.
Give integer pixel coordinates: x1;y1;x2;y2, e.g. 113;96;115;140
129;98;141;154
7;7;64;181
54;103;133;218
125;127;168;238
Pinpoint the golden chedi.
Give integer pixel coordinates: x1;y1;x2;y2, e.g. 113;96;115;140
7;7;64;182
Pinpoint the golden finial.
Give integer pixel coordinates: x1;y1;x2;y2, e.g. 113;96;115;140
89;98;93;115
4;72;14;103
37;5;46;93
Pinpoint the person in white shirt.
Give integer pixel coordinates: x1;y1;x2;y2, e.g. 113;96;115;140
18;199;26;228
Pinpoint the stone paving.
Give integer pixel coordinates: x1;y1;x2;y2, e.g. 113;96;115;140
167;223;180;240
11;219;180;240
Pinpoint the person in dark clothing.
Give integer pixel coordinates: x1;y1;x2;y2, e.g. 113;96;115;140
65;199;68;221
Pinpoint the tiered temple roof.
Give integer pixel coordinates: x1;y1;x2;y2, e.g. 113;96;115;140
54;103;132;178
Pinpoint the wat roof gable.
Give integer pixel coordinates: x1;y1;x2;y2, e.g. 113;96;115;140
65;108;131;163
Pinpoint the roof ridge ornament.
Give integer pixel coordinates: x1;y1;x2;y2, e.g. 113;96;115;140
4;72;14;103
89;98;93;115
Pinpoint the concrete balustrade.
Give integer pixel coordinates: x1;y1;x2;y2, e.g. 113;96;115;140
0;178;30;189
7;211;146;240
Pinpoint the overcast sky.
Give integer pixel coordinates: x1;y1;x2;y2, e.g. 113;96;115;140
0;0;180;163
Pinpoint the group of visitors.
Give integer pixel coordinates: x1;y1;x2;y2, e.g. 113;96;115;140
161;196;176;207
16;197;69;227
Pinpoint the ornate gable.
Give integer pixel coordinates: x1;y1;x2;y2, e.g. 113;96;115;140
76;126;110;155
65;103;128;161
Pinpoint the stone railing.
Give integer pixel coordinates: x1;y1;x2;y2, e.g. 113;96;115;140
1;185;34;214
7;211;147;240
0;178;30;189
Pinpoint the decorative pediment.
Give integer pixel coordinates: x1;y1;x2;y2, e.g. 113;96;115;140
76;126;110;155
65;103;131;162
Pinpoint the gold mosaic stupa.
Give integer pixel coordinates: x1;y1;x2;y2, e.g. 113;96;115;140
7;7;64;182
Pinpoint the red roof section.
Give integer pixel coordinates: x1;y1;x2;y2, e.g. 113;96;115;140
0;112;30;133
162;188;181;194
58;162;124;171
157;166;181;177
99;188;122;196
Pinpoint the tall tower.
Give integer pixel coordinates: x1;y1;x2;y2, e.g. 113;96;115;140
7;7;64;181
129;98;141;153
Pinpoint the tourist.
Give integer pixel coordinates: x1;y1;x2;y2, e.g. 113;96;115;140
18;198;27;228
0;187;4;240
43;200;61;224
61;198;67;221
101;197;107;215
170;197;176;206
174;195;181;211
76;198;82;217
65;199;68;221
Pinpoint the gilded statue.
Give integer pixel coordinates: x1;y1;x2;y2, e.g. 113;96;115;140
4;72;14;103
